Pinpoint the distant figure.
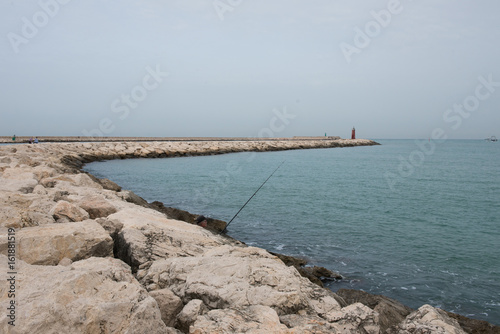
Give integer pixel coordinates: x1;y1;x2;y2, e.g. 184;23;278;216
195;215;208;228
12;134;16;141
29;137;33;144
351;127;356;140
34;137;39;144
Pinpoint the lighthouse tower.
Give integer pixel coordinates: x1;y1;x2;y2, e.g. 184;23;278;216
351;127;356;140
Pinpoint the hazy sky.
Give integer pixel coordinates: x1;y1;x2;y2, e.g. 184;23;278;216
1;0;499;139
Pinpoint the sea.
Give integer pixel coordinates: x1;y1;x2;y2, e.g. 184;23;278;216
83;139;500;325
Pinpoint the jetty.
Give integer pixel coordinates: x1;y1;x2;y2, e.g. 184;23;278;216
0;138;495;333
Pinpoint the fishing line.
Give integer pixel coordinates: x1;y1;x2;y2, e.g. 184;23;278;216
220;160;285;234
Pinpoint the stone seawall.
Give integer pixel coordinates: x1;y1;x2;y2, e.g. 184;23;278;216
3;136;346;143
0;139;495;333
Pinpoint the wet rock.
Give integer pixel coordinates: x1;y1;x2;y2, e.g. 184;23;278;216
149;201;227;232
99;177;122;191
270;252;342;288
444;311;500;334
118;190;149;206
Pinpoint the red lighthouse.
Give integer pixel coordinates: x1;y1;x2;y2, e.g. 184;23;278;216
351;127;356;140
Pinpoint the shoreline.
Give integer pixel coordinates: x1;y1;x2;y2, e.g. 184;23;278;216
1;139;497;333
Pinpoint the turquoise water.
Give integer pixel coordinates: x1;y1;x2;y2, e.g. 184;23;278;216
84;140;500;325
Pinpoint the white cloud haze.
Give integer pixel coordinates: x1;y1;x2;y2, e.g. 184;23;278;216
1;0;499;139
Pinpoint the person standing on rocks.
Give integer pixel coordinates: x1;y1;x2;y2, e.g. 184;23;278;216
195;215;208;228
12;134;16;141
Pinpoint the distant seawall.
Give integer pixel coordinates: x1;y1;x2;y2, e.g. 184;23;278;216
56;138;380;168
2;136;350;143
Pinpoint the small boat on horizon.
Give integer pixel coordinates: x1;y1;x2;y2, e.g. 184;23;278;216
485;136;498;142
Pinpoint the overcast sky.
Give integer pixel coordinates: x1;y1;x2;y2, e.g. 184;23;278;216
1;0;499;139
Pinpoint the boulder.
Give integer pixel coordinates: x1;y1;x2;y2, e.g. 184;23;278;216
149;201;227;232
0;193;54;228
40;175;74;188
0;220;113;265
324;303;380;333
0;168;38;193
118;190;149;207
279;314;338;333
140;245;342;316
71;173;103;189
110;208;227;272
78;197;117;219
0;256;170;334
95;217;124;239
32;165;57;180
191;305;289;334
149;288;184;327
445;311;500;334
176;299;208;333
388;304;466;334
336;288;413;332
49;200;90;222
98;178;122;191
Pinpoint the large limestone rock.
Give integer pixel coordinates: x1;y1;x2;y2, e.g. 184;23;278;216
78;196;118;219
0;220;113;265
389;304;466;334
175;299;208;333
0;193;55;228
140;245;342;316
337;288;413;332
279;314;338;333
0;256;170;334
98;177;122;191
49;200;90;222
191;305;289;334
110;208;228;271
324;303;380;333
149;288;184;327
0;168;38;193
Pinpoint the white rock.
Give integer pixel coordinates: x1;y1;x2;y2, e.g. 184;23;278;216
325;303;380;333
49;200;90;222
141;245;341;316
110;208;227;271
0;168;38;193
0;256;169;334
392;304;466;334
191;305;289;334
149;288;184;327
176;299;207;332
0;220;113;265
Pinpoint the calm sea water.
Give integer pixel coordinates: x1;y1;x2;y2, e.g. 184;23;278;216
84;140;500;325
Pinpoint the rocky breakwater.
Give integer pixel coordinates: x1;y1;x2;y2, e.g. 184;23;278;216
0;139;492;333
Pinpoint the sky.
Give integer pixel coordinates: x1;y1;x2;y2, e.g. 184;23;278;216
0;0;499;139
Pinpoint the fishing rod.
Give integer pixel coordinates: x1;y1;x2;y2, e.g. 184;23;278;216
220;161;285;234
